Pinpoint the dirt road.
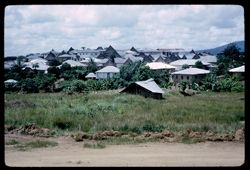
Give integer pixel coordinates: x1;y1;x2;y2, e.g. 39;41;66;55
5;135;244;167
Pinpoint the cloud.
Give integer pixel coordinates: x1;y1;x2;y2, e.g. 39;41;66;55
4;5;244;56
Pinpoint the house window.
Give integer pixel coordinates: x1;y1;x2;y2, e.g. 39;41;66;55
187;76;189;80
195;75;198;79
181;75;183;79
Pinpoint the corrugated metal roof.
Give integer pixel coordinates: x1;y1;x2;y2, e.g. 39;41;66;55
96;66;120;73
23;60;49;71
124;54;143;62
114;58;127;64
170;59;210;66
135;78;164;94
199;54;217;63
85;72;96;78
5;79;18;83
94;58;109;64
62;60;87;67
58;54;76;58
229;65;245;72
171;68;210;75
146;62;176;70
29;58;48;64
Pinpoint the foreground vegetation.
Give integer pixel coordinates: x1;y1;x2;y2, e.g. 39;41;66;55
5;90;244;135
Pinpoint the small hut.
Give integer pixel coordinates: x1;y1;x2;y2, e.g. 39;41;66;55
120;78;164;99
85;73;96;79
4;79;18;84
229;65;245;80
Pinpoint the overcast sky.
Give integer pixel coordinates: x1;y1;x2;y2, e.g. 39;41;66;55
4;5;244;56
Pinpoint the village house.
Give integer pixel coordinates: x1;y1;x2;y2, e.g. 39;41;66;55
22;58;50;73
57;54;78;62
171;68;210;83
146;62;176;72
170;59;211;71
58;60;87;68
229;65;245;80
120;78;164;99
85;72;97;79
96;65;120;79
44;49;60;61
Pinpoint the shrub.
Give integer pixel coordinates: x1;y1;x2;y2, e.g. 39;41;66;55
182;64;189;69
20;78;39;93
200;74;244;92
34;73;56;92
179;80;190;92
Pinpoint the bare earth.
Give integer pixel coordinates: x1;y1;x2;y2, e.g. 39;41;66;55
5;134;244;167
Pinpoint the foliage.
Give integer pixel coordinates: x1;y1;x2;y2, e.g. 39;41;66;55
119;61;142;83
61;66;88;80
4;82;20;92
48;59;62;66
34;73;56;92
182;64;189;69
87;58;98;73
83;142;106;149
216;44;244;76
194;61;204;69
5;91;244;134
47;66;60;78
151;69;170;88
133;65;152;81
179;80;190;92
60;63;71;72
19;78;39;93
200;74;244;92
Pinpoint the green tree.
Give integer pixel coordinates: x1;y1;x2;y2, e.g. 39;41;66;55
87;58;98;73
119;61;142;83
151;69;170;88
48;59;62;66
216;44;244;75
133;65;152;81
60;63;71;73
182;64;189;69
20;78;39;93
34;73;56;92
194;61;204;69
179;80;189;92
47;66;60;78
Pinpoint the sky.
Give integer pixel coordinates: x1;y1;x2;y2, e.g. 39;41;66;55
4;5;244;56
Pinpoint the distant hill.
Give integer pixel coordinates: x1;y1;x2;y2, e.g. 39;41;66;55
196;41;244;55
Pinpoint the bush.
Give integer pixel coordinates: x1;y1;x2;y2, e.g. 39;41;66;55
61;80;87;94
34;73;56;92
20;78;39;93
182;64;189;69
4;83;20;92
179;80;190;92
47;66;60;78
200;74;244;92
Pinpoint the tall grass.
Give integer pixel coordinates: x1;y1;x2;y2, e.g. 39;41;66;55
5;90;244;134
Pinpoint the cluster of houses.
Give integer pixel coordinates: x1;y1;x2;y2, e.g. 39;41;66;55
5;45;245;96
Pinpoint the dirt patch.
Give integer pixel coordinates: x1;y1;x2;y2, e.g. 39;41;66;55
5;134;244;167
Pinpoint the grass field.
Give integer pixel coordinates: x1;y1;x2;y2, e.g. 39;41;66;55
4;90;244;135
